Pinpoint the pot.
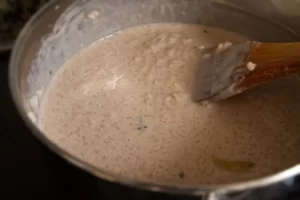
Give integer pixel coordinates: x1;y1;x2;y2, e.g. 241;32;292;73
9;0;300;199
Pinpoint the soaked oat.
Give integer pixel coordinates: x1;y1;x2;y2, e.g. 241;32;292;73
39;23;300;185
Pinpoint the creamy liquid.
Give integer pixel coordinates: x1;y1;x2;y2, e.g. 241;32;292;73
39;23;300;185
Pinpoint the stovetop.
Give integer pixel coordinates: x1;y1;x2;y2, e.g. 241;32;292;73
1;52;300;200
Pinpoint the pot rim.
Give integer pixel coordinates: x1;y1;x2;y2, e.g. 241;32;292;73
8;0;300;196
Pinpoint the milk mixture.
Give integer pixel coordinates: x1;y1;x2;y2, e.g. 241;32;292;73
39;24;300;184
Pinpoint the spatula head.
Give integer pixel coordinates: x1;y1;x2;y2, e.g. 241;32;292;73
192;41;254;101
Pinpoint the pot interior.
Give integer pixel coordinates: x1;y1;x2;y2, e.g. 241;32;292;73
11;0;300;188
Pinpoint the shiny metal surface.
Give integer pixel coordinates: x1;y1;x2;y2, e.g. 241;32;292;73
8;0;300;199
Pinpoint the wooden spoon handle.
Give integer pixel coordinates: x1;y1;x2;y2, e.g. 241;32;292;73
239;42;300;89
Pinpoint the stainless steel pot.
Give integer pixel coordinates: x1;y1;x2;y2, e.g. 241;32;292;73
9;0;300;199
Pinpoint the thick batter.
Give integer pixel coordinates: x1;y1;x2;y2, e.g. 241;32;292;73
39;23;300;185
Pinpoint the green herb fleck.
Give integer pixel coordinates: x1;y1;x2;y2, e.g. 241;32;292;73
137;117;147;131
